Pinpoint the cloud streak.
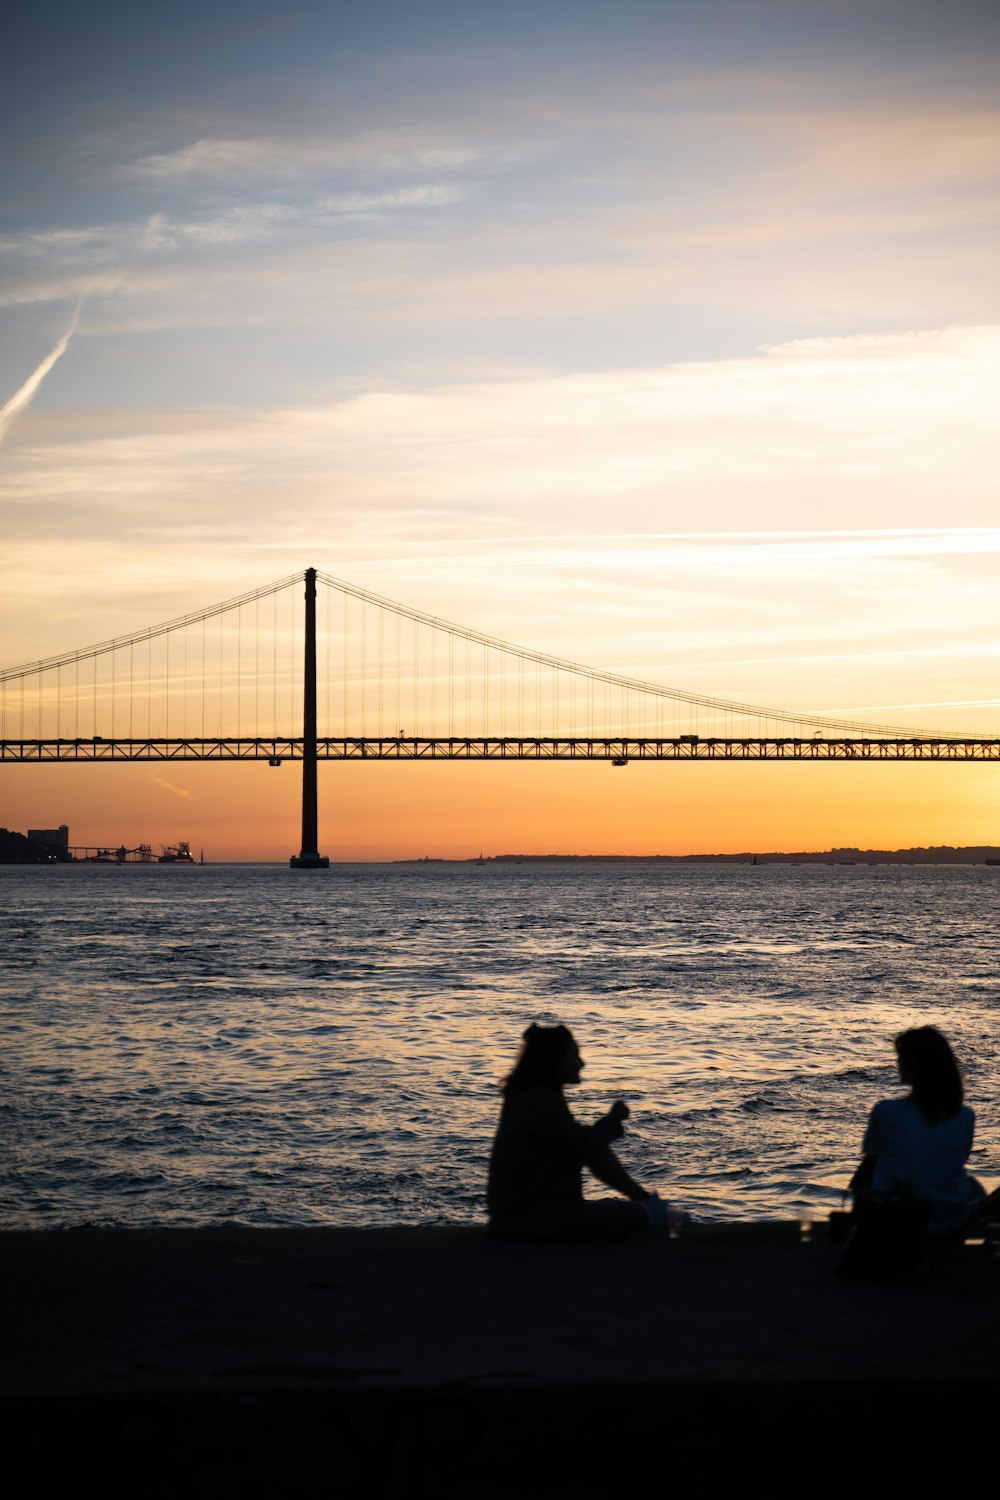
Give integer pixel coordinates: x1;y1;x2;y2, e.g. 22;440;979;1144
0;304;81;446
150;774;192;800
121;132;494;184
3;324;996;518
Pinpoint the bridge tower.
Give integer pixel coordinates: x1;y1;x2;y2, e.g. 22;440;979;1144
289;567;329;869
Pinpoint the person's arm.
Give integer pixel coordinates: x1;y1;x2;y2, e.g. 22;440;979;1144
576;1098;629;1158
520;1090;626;1160
964;1109;975;1161
862;1101;886;1158
856;1102;892;1196
587;1144;651;1202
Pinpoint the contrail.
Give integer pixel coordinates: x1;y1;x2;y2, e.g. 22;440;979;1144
0;303;82;447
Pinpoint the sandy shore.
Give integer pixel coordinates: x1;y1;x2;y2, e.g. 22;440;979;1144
3;1222;998;1494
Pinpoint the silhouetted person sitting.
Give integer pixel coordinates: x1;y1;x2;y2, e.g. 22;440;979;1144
855;1026;988;1238
487;1023;667;1241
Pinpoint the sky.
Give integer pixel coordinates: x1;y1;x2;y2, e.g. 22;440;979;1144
2;0;999;858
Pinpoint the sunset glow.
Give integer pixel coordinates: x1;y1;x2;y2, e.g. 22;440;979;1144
3;1;999;858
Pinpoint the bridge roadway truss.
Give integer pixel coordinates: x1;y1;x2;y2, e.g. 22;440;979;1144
5;735;1000;763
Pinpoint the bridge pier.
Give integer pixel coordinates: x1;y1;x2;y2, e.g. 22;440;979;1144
290;567;329;869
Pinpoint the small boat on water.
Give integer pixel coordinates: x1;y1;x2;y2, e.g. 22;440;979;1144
158;841;195;864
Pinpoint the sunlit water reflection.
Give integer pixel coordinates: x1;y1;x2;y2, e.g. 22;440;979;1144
2;861;998;1227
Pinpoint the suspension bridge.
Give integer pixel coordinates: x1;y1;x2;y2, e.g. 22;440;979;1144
3;567;998;865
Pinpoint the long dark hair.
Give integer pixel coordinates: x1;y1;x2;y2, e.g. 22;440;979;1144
503;1023;574;1095
895;1026;963;1125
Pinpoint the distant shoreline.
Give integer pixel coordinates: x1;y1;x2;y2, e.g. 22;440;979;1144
5;845;1000;868
478;846;1000;866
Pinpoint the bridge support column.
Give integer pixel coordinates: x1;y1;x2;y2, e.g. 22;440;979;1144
290;567;329;869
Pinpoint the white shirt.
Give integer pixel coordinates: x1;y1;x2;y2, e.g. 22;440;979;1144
863;1094;977;1234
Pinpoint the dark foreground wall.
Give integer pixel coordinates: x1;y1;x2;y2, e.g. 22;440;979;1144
9;1378;999;1498
3;1224;998;1496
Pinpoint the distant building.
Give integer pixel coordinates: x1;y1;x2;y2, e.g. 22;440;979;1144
28;825;69;853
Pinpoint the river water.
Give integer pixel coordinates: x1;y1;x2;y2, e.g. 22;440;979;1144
2;861;998;1228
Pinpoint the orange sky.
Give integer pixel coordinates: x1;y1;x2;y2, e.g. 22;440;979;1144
8;757;1000;861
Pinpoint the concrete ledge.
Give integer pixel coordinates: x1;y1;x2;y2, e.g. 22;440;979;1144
3;1224;998;1493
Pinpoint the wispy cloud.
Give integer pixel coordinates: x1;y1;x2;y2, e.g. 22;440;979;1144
150;774;192;800
4;68;998;339
2;186;467;261
0;186;470;313
121;132;488;183
3;323;996;513
0;303;81;446
318;185;466;212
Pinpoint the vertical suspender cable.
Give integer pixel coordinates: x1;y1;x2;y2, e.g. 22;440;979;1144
237;603;242;741
324;582;330;742
395;610;400;735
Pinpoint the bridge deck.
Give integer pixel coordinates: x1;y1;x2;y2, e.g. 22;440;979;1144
4;735;1000;762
